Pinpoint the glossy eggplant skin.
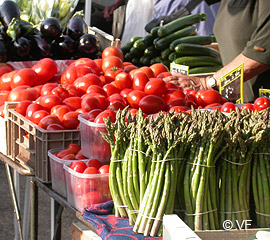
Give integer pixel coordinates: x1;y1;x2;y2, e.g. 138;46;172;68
20;20;40;37
0;39;7;62
52;35;76;59
40;17;62;42
77;34;100;58
29;35;52;60
0;0;20;30
66;17;88;41
9;37;31;60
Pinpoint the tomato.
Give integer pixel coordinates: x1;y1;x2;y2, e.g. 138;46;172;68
86;85;106;96
63;97;82;111
88;109;103;120
54;105;72;121
253;97;270;111
220;102;236;113
198;90;222;107
94;59;103;74
0;65;13;78
102;46;124;61
31;58;58;84
81;96;100;113
8;85;39;102
62;111;80;129
204;103;222;109
80;191;104;206
83;167;99;174
114;72;132;90
87;158;102;170
137;66;154;79
50;105;64;115
108;93;126;104
94;109;116;124
38;115;61;129
0;70;18;90
39;95;63;111
169;106;189;114
73;73;102;95
195;89;207;107
57;148;78;158
86;93;109;111
104;67;123;83
124;64;138;73
240;103;254;111
127;90;147;109
51;85;70;100
75;150;87;160
144;78;167;97
69;160;87;173
98;165;110;174
139;95;165;114
68;143;81;153
132;72;149;91
0;90;10;106
166;98;187;111
120;88;132;101
163;89;185;104
157;72;172;79
107;101;126;111
71;58;101;75
102;56;124;73
25;103;45;119
150;63;169;78
47;124;65;130
10;68;38;89
15;100;32;116
31;110;50;125
62;154;76;160
40;82;59;96
103;83;120;97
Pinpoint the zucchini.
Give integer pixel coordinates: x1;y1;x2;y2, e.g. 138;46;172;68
139;55;151;66
144;45;160;57
124;52;134;62
131;36;143;43
168;52;183;62
142;34;154;46
150;26;160;37
131;57;141;66
154;26;196;50
174;55;223;67
133;38;147;51
175;43;221;59
160;59;171;69
130;46;144;57
169;35;213;50
150;56;162;65
121;41;133;54
189;65;223;75
157;13;206;37
161;48;173;60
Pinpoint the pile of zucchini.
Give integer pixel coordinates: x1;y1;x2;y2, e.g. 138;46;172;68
121;13;223;74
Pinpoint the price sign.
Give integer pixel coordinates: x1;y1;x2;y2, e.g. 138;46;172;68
219;63;244;104
170;62;189;75
259;89;270;98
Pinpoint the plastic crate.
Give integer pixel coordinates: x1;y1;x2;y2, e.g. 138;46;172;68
64;161;111;212
49;148;88;198
6;108;80;183
78;113;111;164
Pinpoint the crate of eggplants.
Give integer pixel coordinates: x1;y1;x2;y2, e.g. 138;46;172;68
0;1;101;61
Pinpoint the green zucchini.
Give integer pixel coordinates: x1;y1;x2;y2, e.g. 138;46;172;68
175;43;221;59
189;65;223;75
140;55;151;66
157;13;206;37
169;35;213;50
174;55;223;67
168;52;183;62
121;41;133;54
124;52;134;62
150;26;160;37
131;36;143;43
130;46;144;57
150;56;162;65
142;34;155;46
144;45;160;57
154;26;197;50
160;59;171;69
131;57;141;66
133;39;147;51
161;48;173;60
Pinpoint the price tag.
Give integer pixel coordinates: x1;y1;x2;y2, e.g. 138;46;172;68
259;89;270;98
170;62;189;75
219;63;244;104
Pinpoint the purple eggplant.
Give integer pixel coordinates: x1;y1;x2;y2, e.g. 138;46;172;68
29;35;52;59
40;17;62;42
52;35;76;59
9;37;31;60
0;0;20;30
0;39;7;62
78;34;100;58
66;17;88;41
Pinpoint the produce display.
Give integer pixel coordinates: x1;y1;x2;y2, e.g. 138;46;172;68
121;13;223;74
0;0;100;61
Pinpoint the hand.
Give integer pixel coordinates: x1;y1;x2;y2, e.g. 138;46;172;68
163;72;208;91
104;5;117;21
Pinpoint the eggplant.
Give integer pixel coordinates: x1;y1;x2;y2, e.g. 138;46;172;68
29;35;52;60
0;0;20;30
40;17;62;42
52;35;76;59
66;17;88;41
0;40;7;62
20;20;40;37
9;37;31;60
78;34;100;58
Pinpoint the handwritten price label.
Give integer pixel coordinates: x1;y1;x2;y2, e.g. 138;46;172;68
170;62;189;75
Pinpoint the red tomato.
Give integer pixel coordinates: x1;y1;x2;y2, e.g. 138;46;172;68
199;90;222;107
38;115;61;129
195;89;208;107
0;65;13;78
107;101;126;111
120;88;132;101
39;95;63;111
253;97;270;111
102;56;124;74
103;83;120;97
88;109;103;120
0;90;10;106
31;58;58;84
139;95;165;114
68;143;81;153
137;66;154;79
204;103;222;109
104;67;123;83
63;97;82;111
240;103;254;111
8;85;39;102
157;72;172;79
133;72;149;91
124;64;138;73
71;58;101;75
166;98;187;111
163;89;186;104
114;72;132;90
54;105;72;121
73;73;102;94
62;111;80;129
83;167;99;174
86;93;109;111
86;85;106;96
127;90;147;109
98;165;110;174
25;103;45;120
51;86;70;100
15;100;32;116
144;78;167;97
87;158;102;170
80;191;104;206
108;93;126;104
31;110;50;125
102;46;124;61
94;59;103;74
0;70;18;90
150;63;169;78
50;105;64;115
81;96;100;113
69;160;87;173
47;124;65;130
75;150;87;160
32;85;43;95
94;110;116;123
169;106;189;114
10;68;38;89
40;82;59;96
62;154;76;160
57;149;78;159
220;102;236;113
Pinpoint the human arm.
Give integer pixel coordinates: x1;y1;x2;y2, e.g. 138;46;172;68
104;0;127;21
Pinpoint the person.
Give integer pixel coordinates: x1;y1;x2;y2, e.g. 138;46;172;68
164;0;270;103
152;0;220;36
